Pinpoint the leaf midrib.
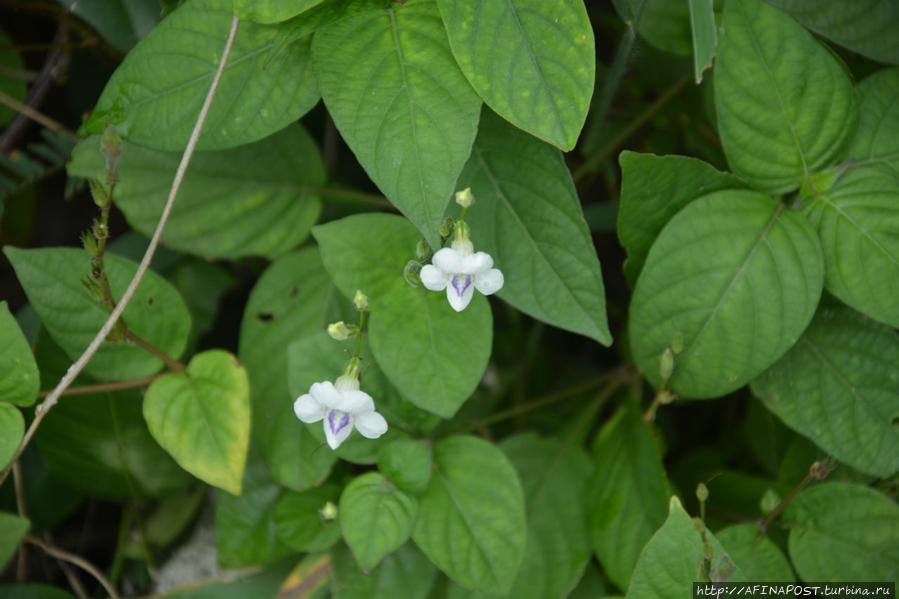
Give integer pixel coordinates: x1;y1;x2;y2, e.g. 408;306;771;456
814;192;899;267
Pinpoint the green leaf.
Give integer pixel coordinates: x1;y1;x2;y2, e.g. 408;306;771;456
143;349;250;495
629;191;824;398
313;214;492;418
589;401;669;591
238;248;340;490
331;541;437;599
378;439;433;496
629;0;693;55
457;109;611;345
0;31;27;126
765;0;899;65
413;435;526;594
436;0;594;150
0;403;23;471
150;558;298;599
311;0;481;246
83;0;319;151
784;482;899;581
846;68;899;171
497;433;593;599
801;166;899;328
67;125;325;259
0;301;38;406
688;0;717;83
714;0;856;193
33;331;191;500
715;524;795;581
626;496;742;598
273;484;342;552
0;512;29;571
340;472;418;571
0;584;77;599
617;151;746;287
4;247;191;381
234;0;323;23
214;448;294;568
752;300;899;477
56;0;160;51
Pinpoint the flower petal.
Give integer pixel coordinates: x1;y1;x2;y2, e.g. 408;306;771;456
461;251;493;274
433;247;464;273
420;264;449;291
474;268;504;295
355;410;388;439
309;381;342;409
339;389;375;414
446;275;475;311
324;410;353;449
294;393;326;423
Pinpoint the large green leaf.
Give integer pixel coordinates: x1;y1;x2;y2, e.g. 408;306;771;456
765;0;899;65
0;512;29;571
784;483;899;581
331;541;437;599
214;448;294;568
436;0;593;150
143;350;250;495
626;497;742;598
689;0;717;83
496;433;593;599
589;401;669;591
801;166;899;328
33;331;191;500
0;584;77;599
752;301;899;477
617;151;746;286
273;484;342;552
628;0;693;55
67;125;325;259
313;214;492;418
238;248;340;490
412;435;526;594
715;524;794;581
83;0;319;151
846;68;899;171
56;0;160;51
0;403;24;471
340;472;418;571
4;247;191;381
715;0;856;193
378;439;433;497
457;109;610;344
150;558;298;599
0;302;38;406
311;0;481;246
629;191;824;398
234;0;323;23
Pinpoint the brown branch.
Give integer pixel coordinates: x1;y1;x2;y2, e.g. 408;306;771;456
759;458;834;535
126;332;185;372
38;374;161;398
0;89;69;135
24;535;118;599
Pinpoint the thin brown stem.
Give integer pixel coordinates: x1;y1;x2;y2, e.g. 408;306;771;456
24;535;118;599
0;15;241;489
573;73;690;183
126;332;185;372
38;374;161;398
759;458;834;535
0;89;69;135
13;462;27;582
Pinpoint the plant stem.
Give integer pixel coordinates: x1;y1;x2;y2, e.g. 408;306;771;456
759;458;834;535
0;15;241;489
13;462;27;581
126;332;185;372
573;73;691;183
0;89;69;135
24;535;119;599
38;374;162;398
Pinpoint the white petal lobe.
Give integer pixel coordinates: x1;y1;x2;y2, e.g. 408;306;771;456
355;411;388;438
420;264;449;290
475;268;504;295
294;394;327;423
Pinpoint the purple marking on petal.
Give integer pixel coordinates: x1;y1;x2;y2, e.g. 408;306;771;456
451;274;472;297
328;410;350;435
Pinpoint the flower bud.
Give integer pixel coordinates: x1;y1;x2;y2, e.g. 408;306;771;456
327;321;353;341
696;482;709;502
101;124;122;184
319;500;338;521
88;180;109;209
439;217;454;239
404;260;422;287
415;239;429;260
659;347;674;381
81;231;99;257
455;187;474;208
671;330;684;354
760;488;780;515
353;289;369;312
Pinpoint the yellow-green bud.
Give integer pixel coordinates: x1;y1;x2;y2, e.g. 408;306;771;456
656;389;676;405
319;500;338;521
760;488;780;515
696;483;709;502
455;187;474;208
659;347;675;381
672;330;684;354
327;321;353;341
439;217;455;239
353;290;369;312
415;239;429;260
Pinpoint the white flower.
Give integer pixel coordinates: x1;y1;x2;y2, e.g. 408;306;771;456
420;241;504;312
293;376;388;449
